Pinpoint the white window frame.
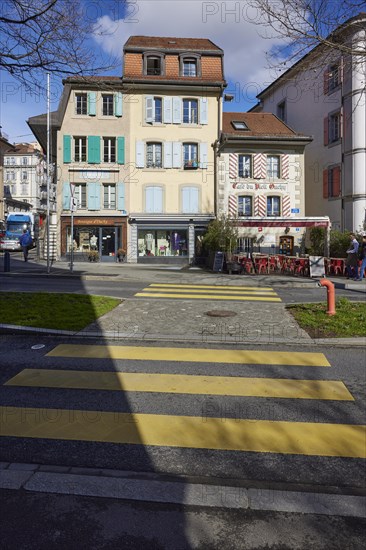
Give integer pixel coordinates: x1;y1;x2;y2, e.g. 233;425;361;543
183;143;198;168
102;94;114;116
146;142;163;168
74;183;87;209
238;195;252;216
75;93;87;115
103;183;116;209
103;137;116;163
267;155;280;179
329;111;341;143
238;155;252;178
267;196;281;217
183;99;198;124
74;137;87;162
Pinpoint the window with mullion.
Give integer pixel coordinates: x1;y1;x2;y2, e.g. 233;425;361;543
183;143;198;168
183;99;198;124
267;196;281;217
74;184;86;209
103;184;116;209
146;143;162;168
238;196;252;216
329;112;341;143
147;57;161;75
75;93;87;115
103;137;116;163
102;94;114;116
74;137;87;162
267;155;280;178
183;59;197;77
154;97;162;122
238;155;252;178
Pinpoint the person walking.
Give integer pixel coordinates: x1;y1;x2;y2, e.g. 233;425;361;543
19;229;32;262
355;234;366;281
345;232;359;279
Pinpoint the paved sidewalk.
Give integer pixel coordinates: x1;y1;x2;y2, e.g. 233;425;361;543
1;254;365;346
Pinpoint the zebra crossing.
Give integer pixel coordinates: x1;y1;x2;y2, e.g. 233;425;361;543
134;283;282;302
1;344;365;459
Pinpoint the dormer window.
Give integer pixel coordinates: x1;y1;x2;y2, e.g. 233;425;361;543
143;52;165;76
232;121;248;131
179;53;201;77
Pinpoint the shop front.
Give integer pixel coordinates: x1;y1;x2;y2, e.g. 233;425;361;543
128;216;213;264
61;216;127;262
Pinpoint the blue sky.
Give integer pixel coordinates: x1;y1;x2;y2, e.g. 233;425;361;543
0;0;288;144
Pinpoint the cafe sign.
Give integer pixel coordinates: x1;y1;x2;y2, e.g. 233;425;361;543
232;182;287;191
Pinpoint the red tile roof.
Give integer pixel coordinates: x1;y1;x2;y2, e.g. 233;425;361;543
124;36;222;52
222;112;302;137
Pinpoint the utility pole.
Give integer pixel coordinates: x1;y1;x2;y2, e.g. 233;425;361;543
46;73;51;273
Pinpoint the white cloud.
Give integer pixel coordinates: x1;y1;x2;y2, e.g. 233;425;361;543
92;0;287;103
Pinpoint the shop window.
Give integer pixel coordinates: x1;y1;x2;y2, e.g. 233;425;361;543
267;196;281;217
103;184;116;209
238;155;252;178
267;155;280;178
103;137;116;163
238;196;252;216
74;136;87;162
146;143;162;168
183;99;198;124
183;143;198;169
75;93;87;115
102;94;114;116
138;229;188;257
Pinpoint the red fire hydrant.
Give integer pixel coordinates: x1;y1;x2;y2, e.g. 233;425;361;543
319;279;336;316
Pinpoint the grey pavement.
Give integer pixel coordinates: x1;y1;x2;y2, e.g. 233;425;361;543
0;254;365;346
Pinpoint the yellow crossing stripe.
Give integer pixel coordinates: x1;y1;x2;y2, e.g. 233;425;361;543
135;292;282;302
46;345;331;367
1;406;364;458
142;287;278;296
149;283;274;291
5;369;353;400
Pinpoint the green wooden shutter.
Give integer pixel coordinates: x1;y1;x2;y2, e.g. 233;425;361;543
88;92;96;116
88;136;100;164
62;182;71;210
117;182;126;211
115;92;123;117
63;135;71;163
117;137;125;164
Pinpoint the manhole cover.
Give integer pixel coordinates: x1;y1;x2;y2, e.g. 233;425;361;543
205;310;237;318
31;344;46;350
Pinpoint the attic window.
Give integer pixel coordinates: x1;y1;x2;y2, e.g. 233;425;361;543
232;121;248;130
143;51;165;76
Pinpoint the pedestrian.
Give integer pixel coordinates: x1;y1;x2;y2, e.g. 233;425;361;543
19;229;32;262
345;232;359;279
355;234;366;281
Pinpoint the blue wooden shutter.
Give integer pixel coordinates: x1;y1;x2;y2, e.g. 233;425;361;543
173;97;181;123
146;186;162;213
115;92;123;117
164;142;173;168
117;137;125;164
87;182;100;210
62;182;71;210
200;99;208;125
63;135;71;163
146;96;153;122
199;142;208;169
190;187;199;212
87;92;96;116
136;141;145;167
172;142;182;168
163;97;172;123
117;182;125;212
88;136;100;164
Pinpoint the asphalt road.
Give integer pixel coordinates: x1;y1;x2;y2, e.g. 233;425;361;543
0;275;364;303
1;335;365;549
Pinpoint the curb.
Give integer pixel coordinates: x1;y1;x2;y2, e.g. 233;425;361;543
0;462;365;517
1;323;365;347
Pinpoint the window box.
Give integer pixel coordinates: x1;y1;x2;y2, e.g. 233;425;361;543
184;160;198;170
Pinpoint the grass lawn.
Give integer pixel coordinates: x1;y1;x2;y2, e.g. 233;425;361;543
0;292;121;331
287;297;366;338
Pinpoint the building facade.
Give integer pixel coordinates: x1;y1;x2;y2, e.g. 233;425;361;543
123;36;226;263
251;13;366;233
0;132;15;224
219;113;317;255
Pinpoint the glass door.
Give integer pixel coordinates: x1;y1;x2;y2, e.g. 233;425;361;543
101;227;116;262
